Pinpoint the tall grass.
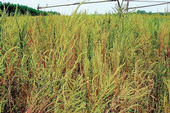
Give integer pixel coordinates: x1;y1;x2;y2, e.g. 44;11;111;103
0;10;169;113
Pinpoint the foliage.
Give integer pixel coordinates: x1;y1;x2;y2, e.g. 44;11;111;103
0;2;60;16
0;9;170;113
137;10;170;16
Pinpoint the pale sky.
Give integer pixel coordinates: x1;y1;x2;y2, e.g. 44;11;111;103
1;0;170;15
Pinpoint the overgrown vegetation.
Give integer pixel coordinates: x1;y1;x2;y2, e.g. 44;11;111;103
0;8;169;113
0;2;60;16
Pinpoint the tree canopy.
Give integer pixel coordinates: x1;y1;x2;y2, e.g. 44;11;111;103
0;2;61;16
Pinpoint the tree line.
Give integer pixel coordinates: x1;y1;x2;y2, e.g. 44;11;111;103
0;2;61;16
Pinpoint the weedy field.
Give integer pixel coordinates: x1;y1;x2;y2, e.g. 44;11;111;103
0;10;170;113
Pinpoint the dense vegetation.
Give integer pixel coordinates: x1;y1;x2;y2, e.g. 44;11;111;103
0;2;60;16
0;9;169;113
137;10;170;16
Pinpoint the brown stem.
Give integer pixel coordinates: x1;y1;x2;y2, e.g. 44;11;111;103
8;76;12;113
126;0;129;12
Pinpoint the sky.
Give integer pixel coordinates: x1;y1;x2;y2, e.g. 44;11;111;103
1;0;170;15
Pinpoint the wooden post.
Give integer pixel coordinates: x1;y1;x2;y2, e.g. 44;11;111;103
37;4;40;11
126;0;129;12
